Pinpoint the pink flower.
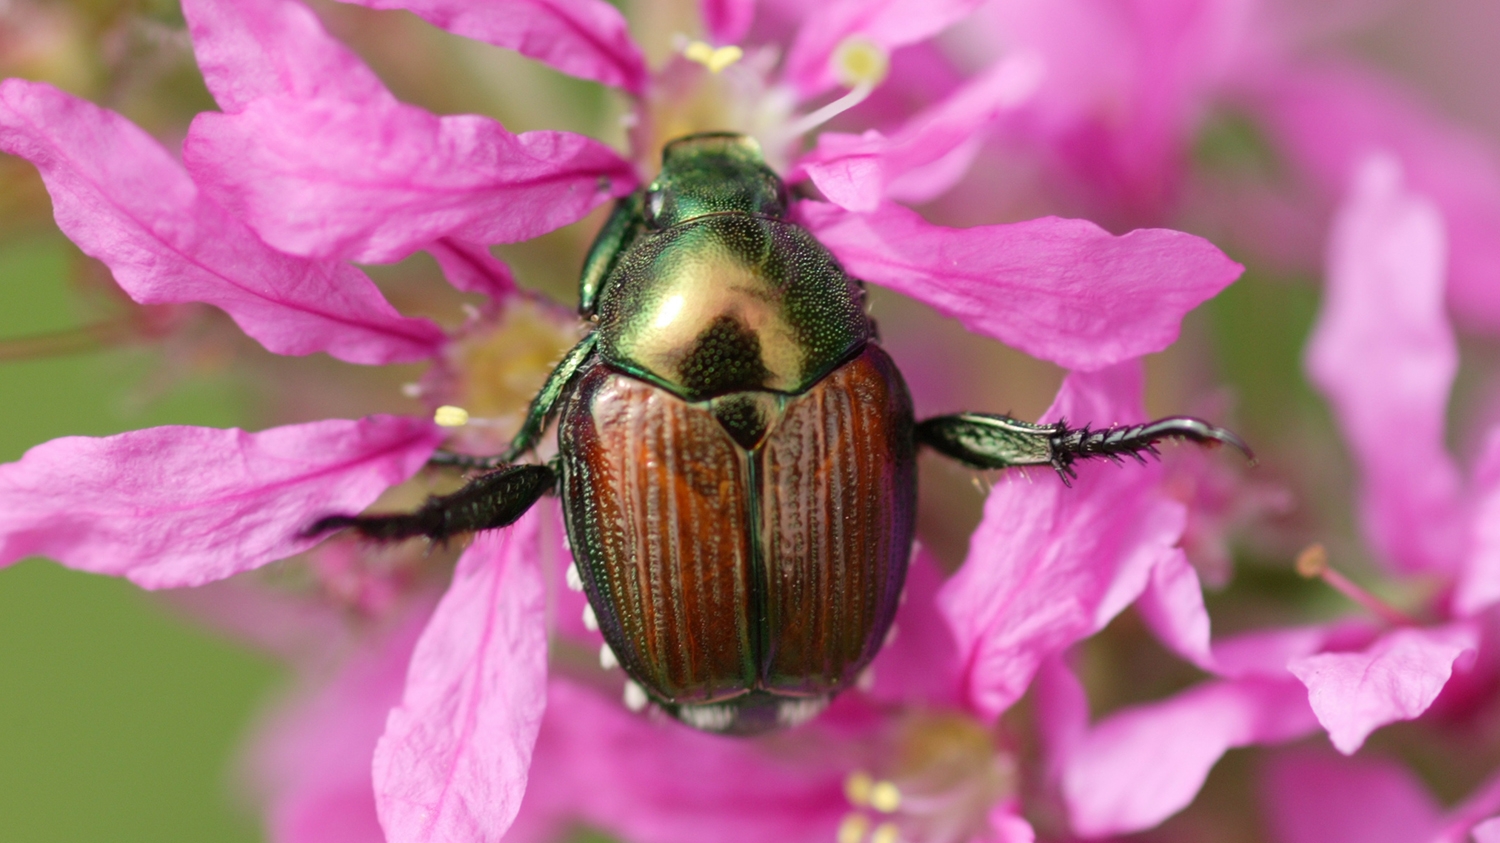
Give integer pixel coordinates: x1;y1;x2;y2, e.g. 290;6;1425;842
1263;745;1500;843
1038;154;1500;839
815;0;1500;336
0;0;1250;840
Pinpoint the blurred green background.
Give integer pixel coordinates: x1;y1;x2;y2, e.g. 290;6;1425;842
0;234;280;843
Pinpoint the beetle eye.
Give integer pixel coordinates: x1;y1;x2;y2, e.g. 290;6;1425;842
646;190;668;226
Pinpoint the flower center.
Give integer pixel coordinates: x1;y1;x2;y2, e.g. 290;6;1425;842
837;712;1017;843
630;35;892;173
420;297;584;457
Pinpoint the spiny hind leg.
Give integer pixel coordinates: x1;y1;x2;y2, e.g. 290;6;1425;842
916;413;1251;485
305;463;556;542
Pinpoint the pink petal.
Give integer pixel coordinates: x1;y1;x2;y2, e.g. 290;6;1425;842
1305;153;1465;575
1260;747;1442;843
0;417;441;589
426;238;518;301
0;80;444;365
510;678;846;843
978;0;1251;223
782;0;985;97
798;200;1241;371
1033;657;1089;788
1062;677;1319;836
1476;818;1500;843
1287;622;1480;755
1253;64;1500;333
181;0;392;112
1136;548;1214;669
334;0;648;94
1209;622;1371;680
252;601;434;843
701;0;755;45
989;808;1036;843
866;545;963;707
1443;773;1500;843
185;97;636;264
939;362;1191;718
799;52;1044;212
1457;429;1500;616
373;513;550;843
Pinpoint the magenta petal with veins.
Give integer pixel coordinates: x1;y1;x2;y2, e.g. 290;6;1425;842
373;513;550;843
0;80;445;365
185;97;636;264
800;201;1240;372
0;417;442;589
1287;622;1480;755
333;0;649;93
181;0;393;111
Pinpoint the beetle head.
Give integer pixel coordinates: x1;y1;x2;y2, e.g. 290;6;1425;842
644;133;788;227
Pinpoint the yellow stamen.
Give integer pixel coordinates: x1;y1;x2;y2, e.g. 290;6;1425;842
832;37;889;87
871;823;900;843
433;405;470;427
684;40;744;73
1295;543;1328;578
870;781;901;813
1295;542;1417;626
845;771;875;807
837;813;871;843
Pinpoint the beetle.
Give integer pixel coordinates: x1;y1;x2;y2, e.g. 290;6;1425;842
310;133;1248;735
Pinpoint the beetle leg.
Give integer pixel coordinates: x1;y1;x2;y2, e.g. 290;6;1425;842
578;192;646;317
497;331;598;462
304;463;556;542
424;332;599;472
916;413;1251;486
426;450;510;471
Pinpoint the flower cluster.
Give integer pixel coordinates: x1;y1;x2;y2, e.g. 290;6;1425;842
1;0;1499;842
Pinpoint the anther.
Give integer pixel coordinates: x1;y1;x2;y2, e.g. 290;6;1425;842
837;813;871;843
871;823;900;843
833;37;889;87
684;39;744;73
623;680;648;712
434;405;470;427
600;643;620;670
1295;543;1417;626
778;37;890;142
582;604;599;631
870;781;901;813
845;771;874;807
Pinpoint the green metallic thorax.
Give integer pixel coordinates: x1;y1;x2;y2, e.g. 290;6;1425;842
583;134;872;402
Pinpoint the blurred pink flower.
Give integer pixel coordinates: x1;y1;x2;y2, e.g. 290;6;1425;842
827;0;1500;335
1037;154;1500;839
0;0;1259;840
1263;745;1500;843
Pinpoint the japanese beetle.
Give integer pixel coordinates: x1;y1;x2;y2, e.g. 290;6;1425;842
311;133;1247;735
